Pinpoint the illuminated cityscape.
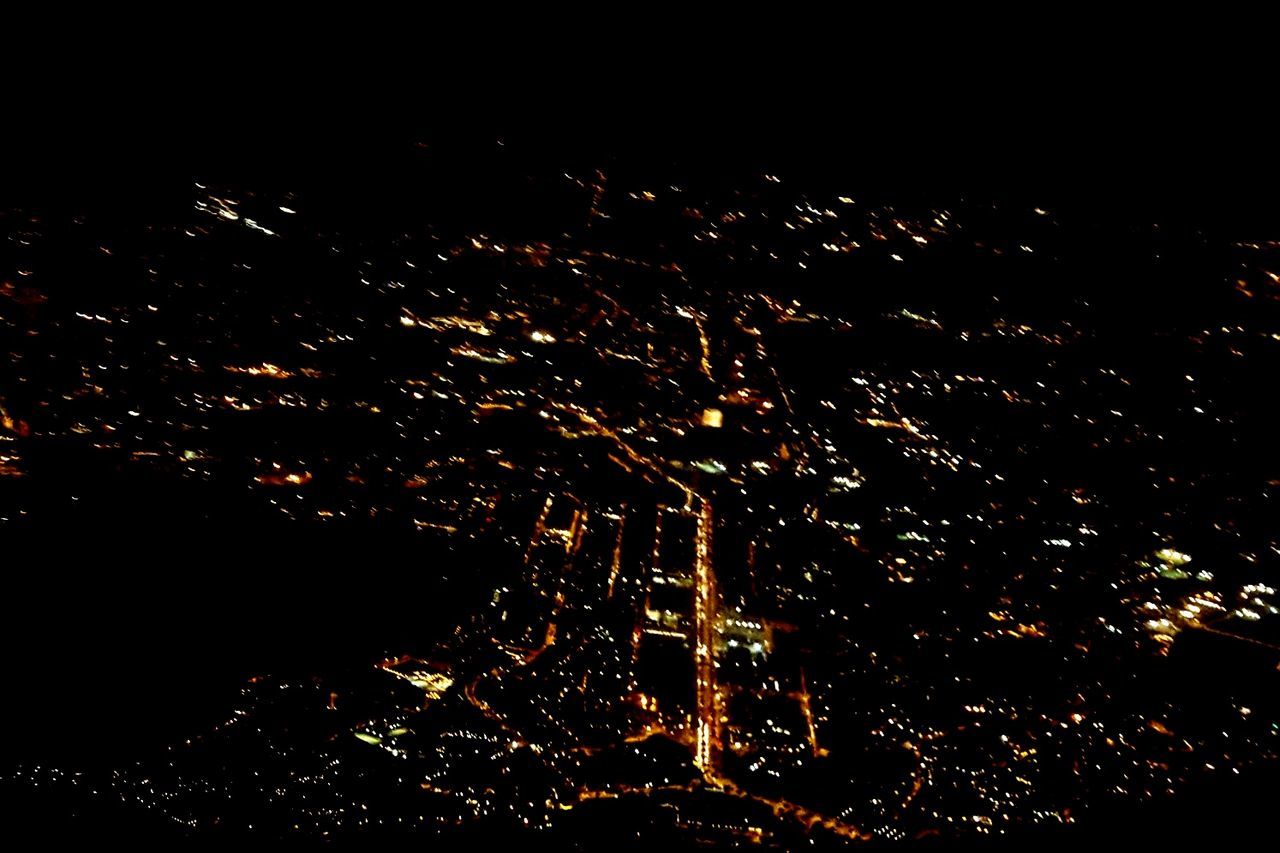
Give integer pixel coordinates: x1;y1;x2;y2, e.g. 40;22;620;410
2;122;1279;849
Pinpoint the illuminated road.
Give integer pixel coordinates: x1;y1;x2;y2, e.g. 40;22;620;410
548;402;696;504
573;778;867;842
694;497;718;773
715;776;869;841
606;508;625;600
1195;624;1280;652
464;499;578;737
795;668;824;757
689;308;713;380
526;494;554;563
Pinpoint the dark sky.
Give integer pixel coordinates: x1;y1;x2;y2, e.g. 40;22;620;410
3;34;1276;229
